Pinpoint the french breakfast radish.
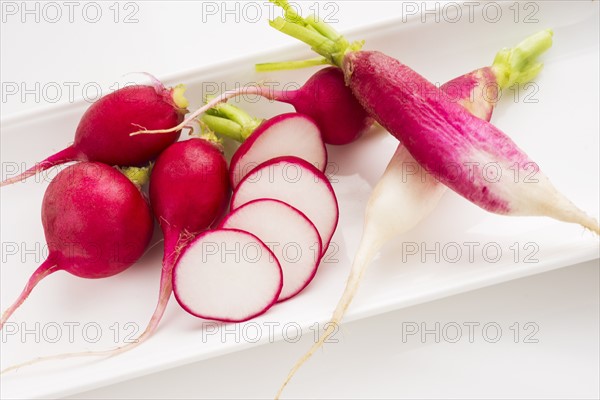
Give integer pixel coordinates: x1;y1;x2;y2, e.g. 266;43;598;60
263;2;599;234
173;229;283;322
0;162;154;330
220;199;322;301
274;31;554;395
1;81;188;187
202;106;327;188
231;156;339;255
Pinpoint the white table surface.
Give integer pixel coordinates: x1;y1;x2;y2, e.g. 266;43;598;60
2;1;598;399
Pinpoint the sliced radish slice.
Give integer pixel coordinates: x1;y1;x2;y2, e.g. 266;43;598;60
229;113;327;188
173;229;282;322
231;156;339;255
220;199;322;301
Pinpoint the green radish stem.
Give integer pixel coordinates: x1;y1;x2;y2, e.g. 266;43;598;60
119;164;153;188
256;57;329;72
201;97;264;142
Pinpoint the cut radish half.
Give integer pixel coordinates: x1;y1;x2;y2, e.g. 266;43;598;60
231;156;339;255
229;113;327;188
173;229;282;322
220;199;322;301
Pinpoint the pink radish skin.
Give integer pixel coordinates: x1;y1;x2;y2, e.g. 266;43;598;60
228;113;327;188
220;199;322;301
231;156;339;255
173;229;283;322
1;83;187;187
0;162;154;330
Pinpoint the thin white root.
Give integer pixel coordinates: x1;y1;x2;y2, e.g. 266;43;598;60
1;279;173;375
129;86;270;136
275;236;382;399
533;184;600;235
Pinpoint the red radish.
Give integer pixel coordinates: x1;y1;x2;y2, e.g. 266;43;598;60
1;80;188;187
131;70;372;146
254;66;374;144
0;162;154;330
220;199;322;301
173;229;282;322
118;137;230;349
273;32;553;394
231;156;339;255
202;107;327;188
263;3;599;235
1;138;230;373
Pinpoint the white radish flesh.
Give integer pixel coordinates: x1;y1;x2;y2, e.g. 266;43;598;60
173;229;282;322
231;156;338;255
220;199;322;301
229;113;327;188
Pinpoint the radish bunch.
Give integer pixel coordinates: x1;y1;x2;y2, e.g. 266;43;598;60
2;109;339;372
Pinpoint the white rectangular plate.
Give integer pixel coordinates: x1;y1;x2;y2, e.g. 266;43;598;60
1;2;599;399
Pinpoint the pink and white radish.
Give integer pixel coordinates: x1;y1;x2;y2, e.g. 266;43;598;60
269;23;594;396
131;69;372;146
231;156;339;255
0;162;154;330
264;2;599;235
1;80;188;187
220;199;322;301
173;229;282;322
202;104;327;188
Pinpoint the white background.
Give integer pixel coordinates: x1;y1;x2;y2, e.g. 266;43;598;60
1;1;599;399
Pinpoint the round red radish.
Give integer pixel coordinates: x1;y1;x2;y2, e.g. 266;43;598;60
173;229;282;322
119;138;231;346
220;199;322;301
0;139;231;361
231;156;338;255
1;83;187;187
0;162;154;329
275;67;373;145
229;113;327;188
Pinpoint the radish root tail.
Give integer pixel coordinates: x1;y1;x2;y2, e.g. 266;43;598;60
1;278;173;375
0;261;59;331
130;87;276;137
1;235;187;374
275;237;382;399
0;146;81;188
